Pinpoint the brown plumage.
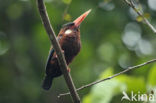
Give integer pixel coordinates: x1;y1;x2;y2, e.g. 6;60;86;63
42;10;91;90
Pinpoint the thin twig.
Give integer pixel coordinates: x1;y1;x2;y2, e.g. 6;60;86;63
124;0;156;33
36;0;81;102
58;59;156;97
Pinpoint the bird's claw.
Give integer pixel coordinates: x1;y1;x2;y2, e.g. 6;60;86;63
54;50;64;58
62;50;64;54
67;67;71;72
54;55;58;58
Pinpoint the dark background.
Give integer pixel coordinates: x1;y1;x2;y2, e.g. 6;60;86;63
0;0;156;103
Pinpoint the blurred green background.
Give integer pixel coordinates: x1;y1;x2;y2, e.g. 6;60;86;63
0;0;156;103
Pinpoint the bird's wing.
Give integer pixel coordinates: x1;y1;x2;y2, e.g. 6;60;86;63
45;48;54;67
45;35;62;71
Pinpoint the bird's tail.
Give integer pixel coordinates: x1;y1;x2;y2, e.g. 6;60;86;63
42;75;53;90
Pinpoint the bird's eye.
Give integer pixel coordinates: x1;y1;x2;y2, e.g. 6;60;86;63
65;29;72;35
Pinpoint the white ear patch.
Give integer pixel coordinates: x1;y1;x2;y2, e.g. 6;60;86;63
65;29;72;35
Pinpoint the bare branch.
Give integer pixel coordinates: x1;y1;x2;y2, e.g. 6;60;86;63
36;0;80;102
58;59;156;97
124;0;156;33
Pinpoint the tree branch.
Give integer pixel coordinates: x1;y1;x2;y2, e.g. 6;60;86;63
58;59;156;97
36;0;80;102
124;0;156;33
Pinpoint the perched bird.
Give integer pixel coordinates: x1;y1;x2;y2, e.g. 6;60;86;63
42;9;91;90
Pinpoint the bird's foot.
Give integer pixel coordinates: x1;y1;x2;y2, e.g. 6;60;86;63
61;50;64;54
67;67;71;72
54;55;58;58
54;50;64;58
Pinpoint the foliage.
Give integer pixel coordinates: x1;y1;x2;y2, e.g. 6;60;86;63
82;67;150;103
0;0;156;103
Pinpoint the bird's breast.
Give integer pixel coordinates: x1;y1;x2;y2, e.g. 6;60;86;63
60;35;81;64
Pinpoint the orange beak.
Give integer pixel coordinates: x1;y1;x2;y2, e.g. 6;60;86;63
73;9;91;27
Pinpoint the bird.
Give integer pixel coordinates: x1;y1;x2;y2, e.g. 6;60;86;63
42;9;91;90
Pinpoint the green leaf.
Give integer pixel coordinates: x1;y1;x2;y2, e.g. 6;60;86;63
62;0;72;4
117;75;146;93
136;16;143;22
99;67;113;78
83;79;125;103
83;68;126;103
148;64;156;86
136;13;150;22
64;13;72;21
83;68;146;103
82;94;91;103
143;13;150;19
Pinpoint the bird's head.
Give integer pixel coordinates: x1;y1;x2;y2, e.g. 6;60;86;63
60;9;91;36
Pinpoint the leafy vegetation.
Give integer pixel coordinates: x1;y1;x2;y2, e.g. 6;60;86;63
0;0;156;103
